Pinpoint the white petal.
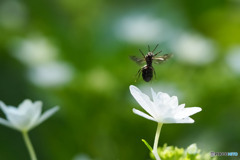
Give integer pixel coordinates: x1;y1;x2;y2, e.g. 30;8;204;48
151;88;157;102
158;92;171;103
0;101;28;131
18;99;33;112
27;101;42;127
175;117;195;123
162;117;194;123
0;101;9;115
18;100;41;119
168;96;178;108
130;85;157;118
5;111;33;131
132;108;156;122
161;117;178;123
176;107;202;119
3;100;41;131
0;117;16;130
33;106;59;129
178;104;185;110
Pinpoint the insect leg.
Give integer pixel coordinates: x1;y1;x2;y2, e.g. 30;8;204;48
135;68;142;82
152;44;159;52
153;67;157;79
148;45;151;52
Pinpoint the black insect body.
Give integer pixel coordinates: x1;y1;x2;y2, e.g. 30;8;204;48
141;65;154;82
130;44;172;82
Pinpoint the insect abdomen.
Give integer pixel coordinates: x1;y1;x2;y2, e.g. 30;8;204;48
142;66;153;82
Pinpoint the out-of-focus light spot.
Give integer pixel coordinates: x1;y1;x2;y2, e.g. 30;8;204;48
73;153;92;160
172;33;216;65
10;35;58;66
85;68;116;92
10;34;76;88
28;62;74;87
115;15;172;44
0;0;27;29
226;46;240;74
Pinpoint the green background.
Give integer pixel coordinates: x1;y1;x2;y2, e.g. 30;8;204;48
0;0;240;159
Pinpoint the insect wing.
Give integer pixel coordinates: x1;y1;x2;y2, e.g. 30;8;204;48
153;54;172;64
130;56;145;65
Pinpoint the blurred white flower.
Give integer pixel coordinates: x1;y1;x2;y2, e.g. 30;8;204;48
10;34;74;87
0;99;59;132
28;61;74;87
115;15;172;44
10;35;58;66
226;46;240;74
172;33;216;65
73;153;92;160
130;85;202;123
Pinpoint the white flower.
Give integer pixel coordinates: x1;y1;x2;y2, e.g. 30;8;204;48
172;33;216;65
130;85;202;123
28;61;74;87
0;99;59;132
115;15;171;44
11;35;58;66
226;46;240;74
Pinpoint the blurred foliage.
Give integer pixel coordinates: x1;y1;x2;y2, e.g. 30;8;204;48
0;0;240;160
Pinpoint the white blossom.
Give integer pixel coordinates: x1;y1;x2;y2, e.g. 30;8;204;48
0;99;59;132
130;85;201;123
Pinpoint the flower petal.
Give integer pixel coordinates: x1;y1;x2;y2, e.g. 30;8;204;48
0;101;30;131
162;117;195;123
158;92;171;104
18;99;33;112
18;100;42;122
2;100;42;131
0;101;9;115
168;96;178;108
175;117;195;123
5;111;33;131
161;117;178;123
0;117;16;130
176;107;202;119
27;101;42;128
130;85;157;118
151;88;158;102
178;104;185;110
130;85;202;124
132;108;156;122
33;106;59;129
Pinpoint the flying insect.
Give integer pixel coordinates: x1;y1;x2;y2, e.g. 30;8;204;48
130;44;172;82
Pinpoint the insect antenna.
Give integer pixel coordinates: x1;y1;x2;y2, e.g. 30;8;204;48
152;44;159;53
139;49;145;57
148;45;151;52
154;50;162;56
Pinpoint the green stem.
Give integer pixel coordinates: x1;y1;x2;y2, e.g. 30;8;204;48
152;123;163;160
22;131;37;160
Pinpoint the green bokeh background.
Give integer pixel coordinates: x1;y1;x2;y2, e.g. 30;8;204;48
0;0;240;159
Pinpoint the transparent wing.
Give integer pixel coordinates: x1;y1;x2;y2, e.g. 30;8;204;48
153;54;172;64
130;56;145;65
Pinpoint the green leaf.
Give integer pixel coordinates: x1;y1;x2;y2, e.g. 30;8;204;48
142;139;153;152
